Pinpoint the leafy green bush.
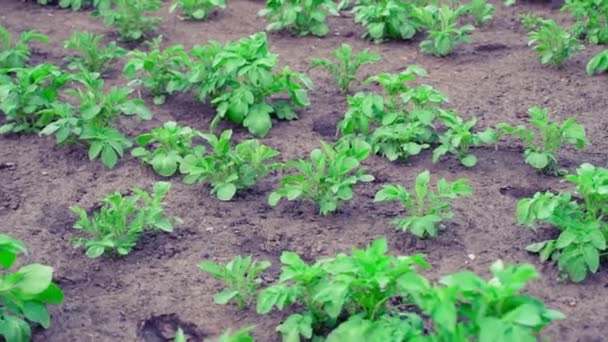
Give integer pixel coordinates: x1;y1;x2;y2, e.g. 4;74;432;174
353;0;418;43
257;238;563;341
0;234;64;342
71;182;180;258
498;106;587;176
124;36;191;105
180;130;281;201
269;139;374;215
208;327;255;342
309;43;380;94
100;0;162;42
200;256;271;308
0;25;48;69
528;19;584;67
259;0;338;36
414;5;474;57
562;0;608;44
0;64;71;134
586;49;608;75
170;0;226;20
465;0;494;27
375;171;472;238
132;121;202;177
190;33;313;137
64;31;126;74
518;163;608;282
36;0;111;11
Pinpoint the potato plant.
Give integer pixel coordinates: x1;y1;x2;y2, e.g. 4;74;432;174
256;238;563;341
0;25;48;69
36;0;111;11
132;121;202;177
374;171;473;238
268;139;374;215
353;0;419;43
208;327;255;342
518;163;608;282
586;49;608;75
465;0;494;27
64;31;126;74
309;43;380;94
170;0;226;21
0;234;64;342
200;256;271;308
0;64;71;134
124;37;191;105
100;0;162;42
498;106;587;176
562;0;608;44
180;130;281;201
192;33;313;137
259;0;338;37
71;182;179;258
527;19;584;67
414;5;475;57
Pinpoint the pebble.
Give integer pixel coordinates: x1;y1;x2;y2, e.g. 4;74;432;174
467;253;476;261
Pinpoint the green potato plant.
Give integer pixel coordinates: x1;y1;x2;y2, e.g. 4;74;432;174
192;33;313;137
527;19;584;67
208;327;256;342
180;130;281;201
71;182;180;258
415;5;475;57
258;0;338;36
433;110;497;167
586;49;608;75
0;64;71;134
465;0;494;27
498;106;587;176
268;139;374;215
309;43;380;94
100;0;162;42
36;0;111;10
132;121;202;177
256;238;562;341
562;0;608;44
170;0;226;20
517;163;608;282
353;0;419;43
63;31;126;74
124;36;191;105
374;170;473;238
0;25;48;69
200;256;271;308
0;234;64;342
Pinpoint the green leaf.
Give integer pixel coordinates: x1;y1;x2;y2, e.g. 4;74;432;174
13;264;53;295
22;301;50;328
216;183;237;201
525;152;549;169
214;289;239;305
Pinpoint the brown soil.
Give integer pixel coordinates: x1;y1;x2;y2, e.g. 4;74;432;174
1;0;608;341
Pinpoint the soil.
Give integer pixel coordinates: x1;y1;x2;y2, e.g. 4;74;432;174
1;0;608;341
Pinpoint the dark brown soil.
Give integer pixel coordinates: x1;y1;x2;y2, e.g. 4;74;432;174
1;0;608;341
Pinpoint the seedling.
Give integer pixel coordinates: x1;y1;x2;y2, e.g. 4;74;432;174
64;31;126;74
124;36;191;104
586;49;608;75
180;130;281;201
100;0;162;42
36;0;111;10
208;327;256;342
170;0;226;20
259;0;338;37
465;0;494;27
562;0;608;44
0;25;48;69
528;19;584;67
0;234;64;342
433;110;497;167
193;33;312;137
375;171;473;238
415;5;475;57
309;44;380;94
71;182;179;258
268;139;374;215
200;256;271;308
0;64;71;134
132;121;202;177
498;106;587;176
353;0;418;43
518;164;608;282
